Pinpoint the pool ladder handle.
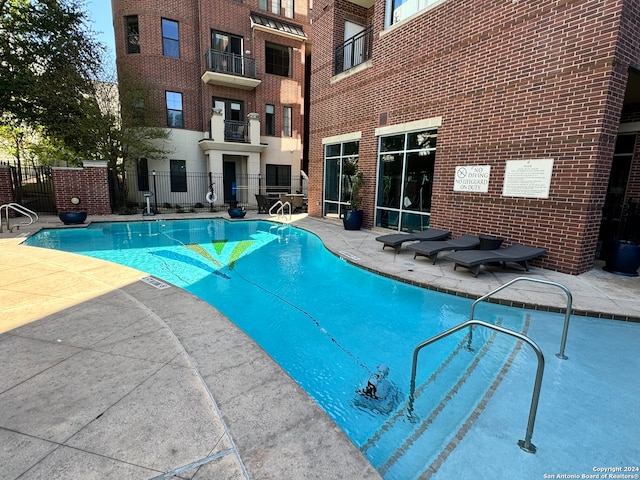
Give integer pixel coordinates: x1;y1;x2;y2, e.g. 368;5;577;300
0;203;39;233
408;320;544;454
467;277;572;360
268;200;292;221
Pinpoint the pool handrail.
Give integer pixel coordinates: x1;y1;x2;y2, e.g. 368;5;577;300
468;277;573;360
269;200;291;221
0;203;39;233
408;319;544;454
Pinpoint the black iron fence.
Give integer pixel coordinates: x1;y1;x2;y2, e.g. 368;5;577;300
334;25;374;75
1;162;55;213
204;50;257;79
125;170;308;213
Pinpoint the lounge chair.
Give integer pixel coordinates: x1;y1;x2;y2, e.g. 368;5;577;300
444;244;547;277
406;234;480;264
375;228;451;253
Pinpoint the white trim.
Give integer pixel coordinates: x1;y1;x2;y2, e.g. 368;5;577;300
375;117;442;137
322;131;362;145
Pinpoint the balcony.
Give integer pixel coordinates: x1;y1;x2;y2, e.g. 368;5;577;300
199;110;267;154
201;50;261;90
334;25;374;75
224;120;248;143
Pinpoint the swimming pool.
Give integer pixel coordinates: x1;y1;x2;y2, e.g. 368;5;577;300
24;218;640;479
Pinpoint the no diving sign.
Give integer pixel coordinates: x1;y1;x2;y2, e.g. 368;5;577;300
454;165;490;192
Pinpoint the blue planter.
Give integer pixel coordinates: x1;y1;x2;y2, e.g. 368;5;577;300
228;208;246;219
342;209;363;230
58;211;87;225
604;240;640;277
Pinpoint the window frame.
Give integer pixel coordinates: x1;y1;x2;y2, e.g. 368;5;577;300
161;18;180;58
125;15;140;54
283;106;292;137
265;104;275;136
374;128;437;232
165;91;183;128
265;41;291;77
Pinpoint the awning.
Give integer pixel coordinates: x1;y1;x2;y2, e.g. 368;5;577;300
250;12;307;41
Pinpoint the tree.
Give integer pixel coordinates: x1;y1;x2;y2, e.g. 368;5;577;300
0;0;103;146
89;72;172;212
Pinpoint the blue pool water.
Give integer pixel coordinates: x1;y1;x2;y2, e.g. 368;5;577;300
26;219;554;478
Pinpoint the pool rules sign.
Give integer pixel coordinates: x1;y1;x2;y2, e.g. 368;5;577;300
453;165;491;192
502;158;554;199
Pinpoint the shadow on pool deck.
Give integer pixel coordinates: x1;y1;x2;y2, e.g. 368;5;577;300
0;212;638;479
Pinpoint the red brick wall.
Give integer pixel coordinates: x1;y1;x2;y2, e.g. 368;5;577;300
52;165;112;215
309;0;640;274
0;166;14;206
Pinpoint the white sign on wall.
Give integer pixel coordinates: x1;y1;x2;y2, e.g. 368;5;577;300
502;158;554;199
453;165;491;192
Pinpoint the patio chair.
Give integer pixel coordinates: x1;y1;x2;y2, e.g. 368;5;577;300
406;234;480;264
256;194;276;214
375;228;451;253
444;244;547;277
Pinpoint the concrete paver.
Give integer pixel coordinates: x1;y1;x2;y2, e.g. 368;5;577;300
0;212;637;479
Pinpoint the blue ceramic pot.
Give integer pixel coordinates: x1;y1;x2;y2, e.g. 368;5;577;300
59;211;87;225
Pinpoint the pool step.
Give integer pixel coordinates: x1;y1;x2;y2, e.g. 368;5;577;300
362;325;521;479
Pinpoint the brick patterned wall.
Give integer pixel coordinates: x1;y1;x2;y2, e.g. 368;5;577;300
309;0;640;274
0;166;14;207
52;165;112;215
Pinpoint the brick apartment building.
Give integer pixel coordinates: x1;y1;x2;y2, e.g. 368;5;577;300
308;0;640;275
111;0;311;209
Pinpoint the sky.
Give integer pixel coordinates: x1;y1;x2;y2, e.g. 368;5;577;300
85;1;116;66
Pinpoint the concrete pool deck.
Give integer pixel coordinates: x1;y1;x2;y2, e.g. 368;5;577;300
1;212;638;479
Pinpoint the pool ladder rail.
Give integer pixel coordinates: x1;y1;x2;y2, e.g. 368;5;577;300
0;203;39;233
408;278;574;455
269;200;292;221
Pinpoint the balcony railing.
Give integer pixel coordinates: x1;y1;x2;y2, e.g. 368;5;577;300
224;120;249;142
334;25;373;75
204;50;257;78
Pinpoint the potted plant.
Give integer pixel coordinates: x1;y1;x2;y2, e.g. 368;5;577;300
342;159;365;230
604;200;640;277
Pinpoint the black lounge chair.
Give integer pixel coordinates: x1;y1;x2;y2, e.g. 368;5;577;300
375;228;451;253
445;244;547;277
406;234;481;264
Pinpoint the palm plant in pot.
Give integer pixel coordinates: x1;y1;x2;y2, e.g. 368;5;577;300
342;158;365;230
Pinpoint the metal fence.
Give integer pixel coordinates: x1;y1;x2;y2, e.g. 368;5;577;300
1;162;55;213
125;170;308;213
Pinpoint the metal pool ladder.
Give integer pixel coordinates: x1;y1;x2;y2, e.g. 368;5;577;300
269;200;291;221
0;203;39;233
468;277;573;360
408;319;544;454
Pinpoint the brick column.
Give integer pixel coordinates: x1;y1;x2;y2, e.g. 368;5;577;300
52;161;112;215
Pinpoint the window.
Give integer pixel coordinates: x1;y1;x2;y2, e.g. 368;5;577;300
131;98;145;126
265;42;290;76
375;129;437;231
162;18;179;58
283;106;292;137
170;160;187;192
259;0;294;18
323;141;359;217
266;164;292;194
166;91;183;127
136;158;149;191
387;0;444;26
125;15;140;54
266;104;275;135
